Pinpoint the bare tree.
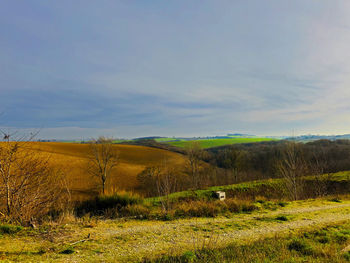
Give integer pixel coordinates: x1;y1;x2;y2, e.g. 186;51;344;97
277;141;307;200
87;136;119;195
137;166;160;197
138;159;177;212
185;141;203;189
0;132;68;224
222;148;249;183
155;160;177;213
309;150;331;197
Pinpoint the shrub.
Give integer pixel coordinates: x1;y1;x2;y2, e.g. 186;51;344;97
121;204;150;219
334;233;348;244
278;201;288;207
225;199;257;213
288;239;313;255
59;248;75;254
0;141;69;225
174;200;224;218
275;215;288;221
344;251;350;262
329;197;341;203
0;224;23;234
75;192;143;217
181;251;196;262
317;236;330;244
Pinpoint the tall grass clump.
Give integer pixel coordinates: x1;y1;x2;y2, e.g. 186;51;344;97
174;200;224;218
173;199;258;218
75;191;143;217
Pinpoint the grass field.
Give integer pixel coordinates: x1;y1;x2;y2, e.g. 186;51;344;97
25;142;187;201
163;137;277;148
154;138;184;143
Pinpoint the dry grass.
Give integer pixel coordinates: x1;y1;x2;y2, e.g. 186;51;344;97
18;142;187;201
0;197;349;262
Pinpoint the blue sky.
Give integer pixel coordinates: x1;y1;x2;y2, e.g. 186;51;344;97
1;1;350;139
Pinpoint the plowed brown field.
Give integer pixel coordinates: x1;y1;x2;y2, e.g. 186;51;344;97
25;142;187;200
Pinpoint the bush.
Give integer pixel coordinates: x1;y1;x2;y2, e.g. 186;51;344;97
75;192;143;217
181;251;196;262
334;233;348;244
288;239;314;255
0;141;69;225
0;224;23;235
344;251;350;262
59;248;75;254
225;199;257;213
121;204;150;219
275;215;288;221
174;200;224;218
317;236;330;244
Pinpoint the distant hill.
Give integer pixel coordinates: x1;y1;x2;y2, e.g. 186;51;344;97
287;134;350;142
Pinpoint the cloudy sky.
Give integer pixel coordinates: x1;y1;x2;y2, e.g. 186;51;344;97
1;1;350;139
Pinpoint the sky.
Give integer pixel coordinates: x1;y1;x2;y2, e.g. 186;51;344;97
1;1;350;139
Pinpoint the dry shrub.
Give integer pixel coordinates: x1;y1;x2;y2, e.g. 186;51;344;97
121;204;150;218
173;198;257;218
74;191;143;217
225;198;257;213
0;140;69;225
175;200;225;217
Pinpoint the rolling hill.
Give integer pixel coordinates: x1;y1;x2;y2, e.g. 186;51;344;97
26;142;187;200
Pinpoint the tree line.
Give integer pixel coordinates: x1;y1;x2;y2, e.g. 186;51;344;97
137;139;350;198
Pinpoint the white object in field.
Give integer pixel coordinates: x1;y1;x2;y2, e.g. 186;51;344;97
215;191;226;201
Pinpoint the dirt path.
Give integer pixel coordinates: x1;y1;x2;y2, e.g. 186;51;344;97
1;200;350;262
77;200;350;262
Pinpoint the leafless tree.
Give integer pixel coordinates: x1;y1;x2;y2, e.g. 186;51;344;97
0;132;68;224
277;141;307;200
309;150;331;197
185;141;203;189
87;136;119;195
155;160;177;213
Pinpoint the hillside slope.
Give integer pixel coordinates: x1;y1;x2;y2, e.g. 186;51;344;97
27;142;187;200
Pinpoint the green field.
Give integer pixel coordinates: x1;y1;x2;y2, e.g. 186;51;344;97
154;138;185;142
163;137;277;149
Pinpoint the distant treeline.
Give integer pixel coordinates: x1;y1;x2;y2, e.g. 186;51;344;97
206;139;350;181
135;139;350;197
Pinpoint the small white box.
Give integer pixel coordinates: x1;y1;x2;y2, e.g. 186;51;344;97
215;191;226;201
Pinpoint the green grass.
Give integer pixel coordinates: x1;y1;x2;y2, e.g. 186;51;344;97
164;137;277;148
154;138;185;142
145;221;350;262
0;224;23;235
147;178;286;205
148;171;350;205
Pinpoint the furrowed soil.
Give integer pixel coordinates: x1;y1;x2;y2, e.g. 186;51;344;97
25;142;187;200
1;199;349;262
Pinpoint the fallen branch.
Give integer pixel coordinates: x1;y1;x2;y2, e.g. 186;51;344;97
70;234;91;246
70;239;88;246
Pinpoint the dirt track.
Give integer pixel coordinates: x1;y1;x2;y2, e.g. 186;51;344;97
74;200;350;262
1;200;350;262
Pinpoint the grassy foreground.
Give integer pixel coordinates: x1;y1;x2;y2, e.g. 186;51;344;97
0;197;349;262
146;220;350;262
